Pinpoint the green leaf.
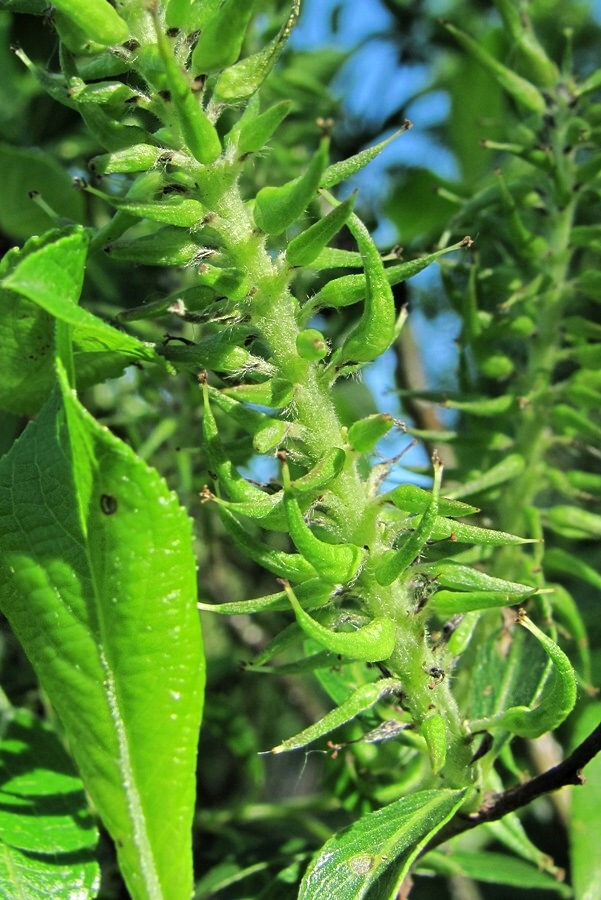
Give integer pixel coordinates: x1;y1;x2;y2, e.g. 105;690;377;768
569;703;601;900
2;227;153;362
444;37;505;181
0;847;99;900
0;228;156;414
420;849;571;896
0;707;99;897
0;364;205;900
0;280;56;415
470;613;577;738
298;790;466;900
464;616;546;736
485;805;565;875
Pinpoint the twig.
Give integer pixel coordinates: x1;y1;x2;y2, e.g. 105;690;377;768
422;721;601;852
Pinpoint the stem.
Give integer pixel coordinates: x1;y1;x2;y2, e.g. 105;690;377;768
421;721;601;853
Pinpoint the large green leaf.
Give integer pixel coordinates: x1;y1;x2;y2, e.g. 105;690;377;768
298;789;465;900
0;363;205;900
0;706;99;898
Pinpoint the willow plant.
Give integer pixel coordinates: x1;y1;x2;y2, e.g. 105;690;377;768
0;0;597;898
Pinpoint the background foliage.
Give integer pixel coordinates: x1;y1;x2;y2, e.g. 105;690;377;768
0;0;600;898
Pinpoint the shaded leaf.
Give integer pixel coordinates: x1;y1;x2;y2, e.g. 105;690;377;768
0;707;99;897
420;849;570;896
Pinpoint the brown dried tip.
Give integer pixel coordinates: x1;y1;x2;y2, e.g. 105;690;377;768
199;485;213;503
402;119;413;131
460;235;474;248
197;371;208;385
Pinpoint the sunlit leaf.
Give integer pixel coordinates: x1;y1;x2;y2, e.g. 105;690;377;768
299;790;465;900
0;362;205;900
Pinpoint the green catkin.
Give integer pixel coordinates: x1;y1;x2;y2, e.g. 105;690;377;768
375;454;443;586
284;583;397;664
282;458;364;584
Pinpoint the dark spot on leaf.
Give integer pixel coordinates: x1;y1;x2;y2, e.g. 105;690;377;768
100;494;118;515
